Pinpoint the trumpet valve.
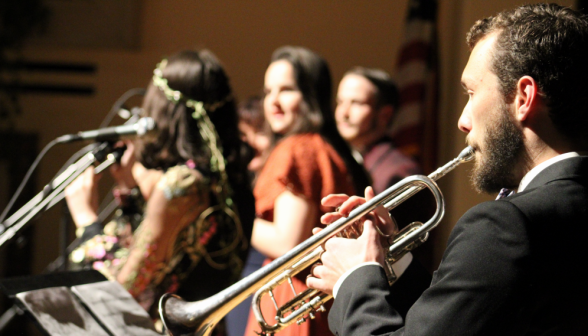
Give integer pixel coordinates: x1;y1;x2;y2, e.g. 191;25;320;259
296;317;306;325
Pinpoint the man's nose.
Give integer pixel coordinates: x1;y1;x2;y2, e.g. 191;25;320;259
458;109;472;133
336;102;349;118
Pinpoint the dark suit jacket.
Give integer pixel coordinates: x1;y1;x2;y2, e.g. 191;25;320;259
329;156;588;335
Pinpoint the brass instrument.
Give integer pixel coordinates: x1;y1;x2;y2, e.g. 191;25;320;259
159;146;475;336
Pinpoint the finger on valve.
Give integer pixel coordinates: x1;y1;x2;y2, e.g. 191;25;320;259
362;186;399;238
340;221;362;238
336;195;367;217
320;211;344;225
320;193;352;208
320;194;364;237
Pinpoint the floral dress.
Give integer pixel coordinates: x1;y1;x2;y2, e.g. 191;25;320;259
69;164;246;320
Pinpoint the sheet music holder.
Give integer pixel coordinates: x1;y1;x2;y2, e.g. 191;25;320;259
71;281;159;335
16;286;109;336
0;270;160;336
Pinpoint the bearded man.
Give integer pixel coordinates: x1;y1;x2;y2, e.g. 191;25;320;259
307;4;588;335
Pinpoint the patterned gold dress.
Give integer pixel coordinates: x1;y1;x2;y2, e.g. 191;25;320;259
69;164;247;321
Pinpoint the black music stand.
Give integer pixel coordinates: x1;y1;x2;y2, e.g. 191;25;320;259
0;270;160;336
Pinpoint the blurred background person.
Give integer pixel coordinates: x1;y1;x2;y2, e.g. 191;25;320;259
336;67;420;194
226;96;269;336
64;49;255;333
243;46;370;336
334;67;433;317
237;95;270;179
335;67;437;227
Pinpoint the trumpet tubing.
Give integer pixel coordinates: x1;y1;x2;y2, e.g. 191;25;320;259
159;146;475;336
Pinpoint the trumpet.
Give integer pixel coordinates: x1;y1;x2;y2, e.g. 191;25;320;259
159;146;475;336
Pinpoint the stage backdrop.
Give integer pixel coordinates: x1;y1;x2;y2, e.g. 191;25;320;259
4;0;575;278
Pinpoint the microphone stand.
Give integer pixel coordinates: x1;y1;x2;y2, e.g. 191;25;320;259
0;141;120;248
59;202;71;272
0;142;124;333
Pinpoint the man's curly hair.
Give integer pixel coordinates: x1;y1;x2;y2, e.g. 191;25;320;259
467;3;588;146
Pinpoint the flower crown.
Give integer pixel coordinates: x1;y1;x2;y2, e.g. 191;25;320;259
152;59;234;208
152;60;233;113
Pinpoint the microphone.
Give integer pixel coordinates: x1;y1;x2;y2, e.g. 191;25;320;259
56;117;156;143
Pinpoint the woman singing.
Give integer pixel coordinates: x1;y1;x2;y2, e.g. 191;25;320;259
65;50;255;333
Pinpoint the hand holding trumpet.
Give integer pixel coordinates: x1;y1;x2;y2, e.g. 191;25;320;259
158;147;472;336
306;186;398;295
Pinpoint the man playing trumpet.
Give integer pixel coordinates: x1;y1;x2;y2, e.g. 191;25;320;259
307;4;588;335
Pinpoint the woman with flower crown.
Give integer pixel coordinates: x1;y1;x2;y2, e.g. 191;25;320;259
64;49;255;331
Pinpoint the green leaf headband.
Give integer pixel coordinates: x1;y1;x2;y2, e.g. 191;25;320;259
152;59;234;208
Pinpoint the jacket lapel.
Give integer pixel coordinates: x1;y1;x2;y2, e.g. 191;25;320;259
523;156;588;191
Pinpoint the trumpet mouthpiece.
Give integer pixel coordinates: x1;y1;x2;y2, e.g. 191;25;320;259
459;146;475;162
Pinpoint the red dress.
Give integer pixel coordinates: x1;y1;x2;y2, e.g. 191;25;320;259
244;134;357;336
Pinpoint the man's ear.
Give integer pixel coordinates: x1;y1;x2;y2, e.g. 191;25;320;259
515;76;539;122
377;105;394;127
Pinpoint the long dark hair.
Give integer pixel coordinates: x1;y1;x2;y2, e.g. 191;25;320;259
138;50;249;185
268;46;370;194
137;48;254;242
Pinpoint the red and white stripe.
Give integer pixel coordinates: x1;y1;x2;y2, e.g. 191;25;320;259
390;0;438;172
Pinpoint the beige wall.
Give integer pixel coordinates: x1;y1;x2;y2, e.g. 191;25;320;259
12;0;574;274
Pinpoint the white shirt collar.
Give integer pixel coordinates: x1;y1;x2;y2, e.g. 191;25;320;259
518;152;580;192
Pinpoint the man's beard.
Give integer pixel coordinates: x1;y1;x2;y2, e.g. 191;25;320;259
470;104;528;194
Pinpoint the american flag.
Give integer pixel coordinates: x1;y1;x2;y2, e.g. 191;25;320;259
390;0;438;173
